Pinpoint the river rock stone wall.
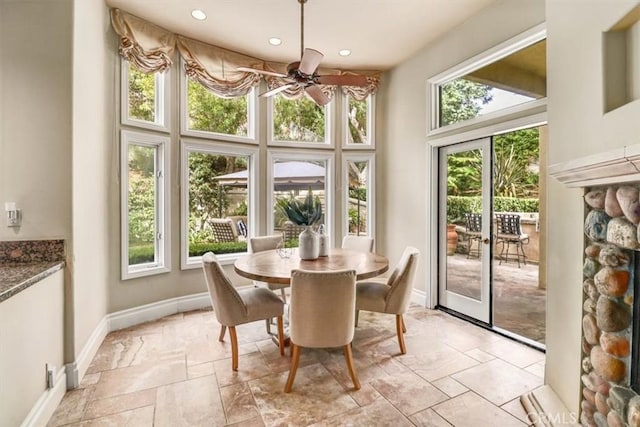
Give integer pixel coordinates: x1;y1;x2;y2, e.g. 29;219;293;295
582;186;640;427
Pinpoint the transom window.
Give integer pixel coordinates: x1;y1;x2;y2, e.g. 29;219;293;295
344;94;375;148
269;94;331;146
122;61;169;131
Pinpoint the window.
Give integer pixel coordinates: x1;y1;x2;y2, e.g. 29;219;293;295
121;131;170;279
343;94;375;148
121;61;170;131
429;24;546;134
268;94;332;147
343;154;375;239
268;151;334;245
180;141;258;268
182;75;256;142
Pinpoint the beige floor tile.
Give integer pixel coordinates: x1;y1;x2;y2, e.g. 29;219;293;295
369;371;449;415
188;361;216;379
214;350;278;388
402;345;479;382
91;356;187;399
47;387;94;426
65;405;155;426
348;383;383;407
221;382;260;425
525;360;545;378
501;397;533;424
83;388;156;421
451;359;543;406
433;391;526;427
154;375;226;426
479;338;544;368
249;363;358;426
227;417;266;427
432;376;468;397
409;408;452;427
310;397;414;426
465;348;496;363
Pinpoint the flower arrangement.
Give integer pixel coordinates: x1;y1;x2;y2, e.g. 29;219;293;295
276;188;323;226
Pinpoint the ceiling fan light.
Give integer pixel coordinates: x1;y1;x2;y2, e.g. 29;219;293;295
339;49;352;57
191;9;207;21
269;37;282;46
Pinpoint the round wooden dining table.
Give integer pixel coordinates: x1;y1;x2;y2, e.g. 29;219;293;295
234;247;389;284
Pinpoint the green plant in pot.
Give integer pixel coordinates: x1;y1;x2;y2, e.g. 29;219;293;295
276;188;323;260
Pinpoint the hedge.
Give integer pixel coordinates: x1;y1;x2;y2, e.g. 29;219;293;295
128;241;249;264
447;196;538;224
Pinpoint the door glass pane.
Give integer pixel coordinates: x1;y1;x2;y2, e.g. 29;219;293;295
127;144;157;266
445;147;483;301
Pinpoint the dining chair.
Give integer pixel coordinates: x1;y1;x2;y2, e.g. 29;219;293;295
284;269;360;392
249;234;290;335
355;246;419;354
495;213;529;267
341;235;374;252
201;252;284;371
211;218;239;242
464;213;482;259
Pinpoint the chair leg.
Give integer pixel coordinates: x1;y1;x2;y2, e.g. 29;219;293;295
265;318;272;335
343;344;361;390
280;288;287;304
396;315;406;355
277;316;285;356
284;343;301;393
218;325;227;342
355;309;359;327
229;326;239;371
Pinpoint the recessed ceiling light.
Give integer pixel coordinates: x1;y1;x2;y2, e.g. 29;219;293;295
339;49;352;57
191;9;207;21
269;37;282;46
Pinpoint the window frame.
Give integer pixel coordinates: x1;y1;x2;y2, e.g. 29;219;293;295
427;23;547;137
267;93;334;148
120;60;171;132
180;139;259;269
342;93;376;149
120;130;171;280
179;61;258;144
267;150;335;240
342;153;376;242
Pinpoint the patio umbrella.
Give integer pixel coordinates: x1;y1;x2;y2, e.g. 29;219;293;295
214;161;325;191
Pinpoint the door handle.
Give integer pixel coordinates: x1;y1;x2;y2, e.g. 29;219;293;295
483;238;490;244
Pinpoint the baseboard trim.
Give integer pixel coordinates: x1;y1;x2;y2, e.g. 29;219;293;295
520;385;579;426
411;288;428;307
107;292;211;331
20;368;67;427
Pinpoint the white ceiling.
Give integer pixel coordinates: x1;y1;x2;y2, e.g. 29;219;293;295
104;0;496;71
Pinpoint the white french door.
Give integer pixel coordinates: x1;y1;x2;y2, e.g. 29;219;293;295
438;138;492;323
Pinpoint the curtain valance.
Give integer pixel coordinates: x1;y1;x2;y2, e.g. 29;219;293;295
110;8;380;98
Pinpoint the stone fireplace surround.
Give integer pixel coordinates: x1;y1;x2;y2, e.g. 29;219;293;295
521;146;640;427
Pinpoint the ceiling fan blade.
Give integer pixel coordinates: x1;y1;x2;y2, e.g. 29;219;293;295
260;83;295;98
298;48;324;75
315;74;369;86
237;66;289;78
305;85;330;106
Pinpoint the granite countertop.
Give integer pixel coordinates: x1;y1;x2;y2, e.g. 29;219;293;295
0;240;66;303
0;261;65;303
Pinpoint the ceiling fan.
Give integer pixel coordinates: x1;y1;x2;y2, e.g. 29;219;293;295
237;0;370;106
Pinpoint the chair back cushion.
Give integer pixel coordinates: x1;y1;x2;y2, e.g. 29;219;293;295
249;234;283;253
289;269;356;348
341;236;374;252
385;247;420;314
201;252;246;325
211;218;238;242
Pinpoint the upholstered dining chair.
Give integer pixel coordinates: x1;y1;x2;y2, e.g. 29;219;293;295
355;246;419;355
284;269;360;393
201;252;284;371
249;234;290;335
341;235;374;252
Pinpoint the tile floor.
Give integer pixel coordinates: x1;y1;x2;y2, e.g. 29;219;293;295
48;305;544;426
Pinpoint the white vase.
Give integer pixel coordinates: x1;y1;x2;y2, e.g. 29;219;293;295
298;226;319;260
317;224;329;257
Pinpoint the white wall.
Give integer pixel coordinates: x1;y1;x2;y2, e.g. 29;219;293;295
545;0;640;413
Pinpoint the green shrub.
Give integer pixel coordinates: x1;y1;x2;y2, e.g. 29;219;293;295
446;196;538;224
128;241;248;264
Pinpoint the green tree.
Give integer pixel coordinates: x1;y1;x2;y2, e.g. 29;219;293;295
273;95;325;141
347;96;367;143
440;78;493;127
128;66;156;122
187;79;248;135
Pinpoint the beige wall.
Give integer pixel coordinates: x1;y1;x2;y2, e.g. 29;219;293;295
71;0;113;367
545;0;640;413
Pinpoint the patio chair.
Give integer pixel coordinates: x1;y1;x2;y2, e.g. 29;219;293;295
355;246;419;354
464;213;482;259
495;213;529;268
211;218;238;242
201;252;284;371
284;269;360;392
342;235;374;252
283;221;308;243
